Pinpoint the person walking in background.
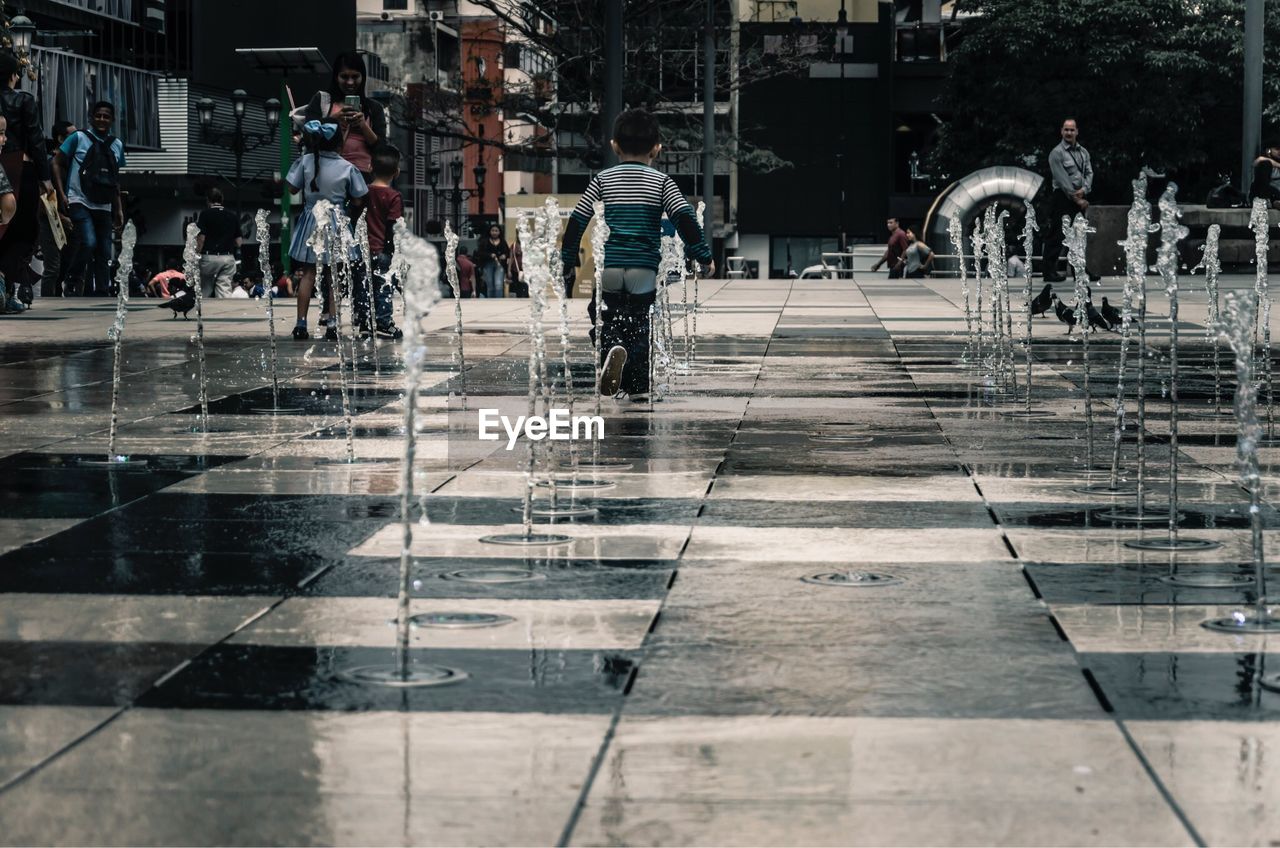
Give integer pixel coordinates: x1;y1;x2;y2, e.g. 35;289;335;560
0;51;50;310
473;223;509;298
1042;118;1094;283
52;101;125;296
559;108;713;401
870;217;910;278
195;187;240;298
38;119;74;298
301;52;386;184
352;143;403;339
900;227;934;278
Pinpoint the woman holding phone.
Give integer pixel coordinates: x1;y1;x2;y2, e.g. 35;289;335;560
302;52;386;183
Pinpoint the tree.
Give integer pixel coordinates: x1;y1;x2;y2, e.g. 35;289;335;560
931;0;1280;202
380;0;824;175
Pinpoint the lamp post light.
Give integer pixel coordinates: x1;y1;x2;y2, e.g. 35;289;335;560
197;91;281;213
8;14;34;57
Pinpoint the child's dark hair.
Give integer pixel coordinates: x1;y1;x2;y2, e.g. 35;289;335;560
0;52;20;83
301;120;343;195
612;108;660;156
91;100;116;118
458;245;469;256
371;144;401;180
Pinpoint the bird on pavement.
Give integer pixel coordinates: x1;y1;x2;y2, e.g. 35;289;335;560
159;287;195;319
1100;297;1123;329
1085;300;1111;332
1030;282;1054;317
1053;295;1077;334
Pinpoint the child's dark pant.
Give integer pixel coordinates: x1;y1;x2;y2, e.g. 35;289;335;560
589;289;657;395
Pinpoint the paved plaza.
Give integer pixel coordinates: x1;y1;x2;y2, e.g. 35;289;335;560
0;277;1277;846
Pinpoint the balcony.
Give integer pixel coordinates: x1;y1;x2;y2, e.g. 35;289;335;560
29;46;161;149
45;0;138;25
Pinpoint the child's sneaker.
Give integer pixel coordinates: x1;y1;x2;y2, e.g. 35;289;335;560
375;321;403;340
292;324;309;341
324;325;339;341
599;345;627;396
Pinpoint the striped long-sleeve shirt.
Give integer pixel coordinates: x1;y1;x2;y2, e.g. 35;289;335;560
560;162;712;272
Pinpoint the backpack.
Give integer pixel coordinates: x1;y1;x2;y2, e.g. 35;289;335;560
78;132;119;205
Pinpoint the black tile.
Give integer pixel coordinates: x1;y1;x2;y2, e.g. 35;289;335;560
1082;651;1280;720
1026;562;1265;606
996;503;1260;530
698;499;992;528
137;644;638;713
0;453;245;519
24;514;386;558
304;557;675;599
0;641;199;706
0;549;346;595
168;386;401;416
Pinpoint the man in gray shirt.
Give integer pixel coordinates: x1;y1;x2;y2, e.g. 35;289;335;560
1042;118;1093;282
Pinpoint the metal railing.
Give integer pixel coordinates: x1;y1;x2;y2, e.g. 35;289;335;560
47;0;138;24
29;46;161;149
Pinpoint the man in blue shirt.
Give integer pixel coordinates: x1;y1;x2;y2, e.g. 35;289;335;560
52;101;125;296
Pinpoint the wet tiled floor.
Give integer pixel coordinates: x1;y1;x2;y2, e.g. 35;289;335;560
0;278;1277;845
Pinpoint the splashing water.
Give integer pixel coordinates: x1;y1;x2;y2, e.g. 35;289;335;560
1202;223;1224;415
589;202;610;467
1249;198;1274;435
443;220;467;410
543;198;583;499
254;210;282;407
692;201;705;363
393;221;442;679
182;221;208;430
951;217;975;364
1020;205;1038;410
104;222;138;460
1108;175;1146;490
1131;180;1158;516
354;208;380;378
970;217;986;370
1066;213;1097;469
1217;291;1273;627
1157;183;1189;542
309;200;355;464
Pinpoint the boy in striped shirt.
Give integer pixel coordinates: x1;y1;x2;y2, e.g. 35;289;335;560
561;108;714;400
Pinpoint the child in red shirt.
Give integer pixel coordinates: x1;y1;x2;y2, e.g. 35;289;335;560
354;144;404;338
456;245;476;297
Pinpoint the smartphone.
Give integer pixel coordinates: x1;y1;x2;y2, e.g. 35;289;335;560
344;95;361;110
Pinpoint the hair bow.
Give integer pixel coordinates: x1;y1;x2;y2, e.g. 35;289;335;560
302;120;339;140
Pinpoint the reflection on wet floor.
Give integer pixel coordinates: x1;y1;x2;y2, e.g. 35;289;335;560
0;280;1277;845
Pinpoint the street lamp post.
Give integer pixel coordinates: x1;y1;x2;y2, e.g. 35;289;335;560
427;162;441;227
196;90;281;215
835;1;848;254
448;156;486;236
7;15;34;58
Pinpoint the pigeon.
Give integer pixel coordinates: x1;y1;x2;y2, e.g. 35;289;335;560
1029;283;1054;317
1100;297;1122;329
1053;295;1076;334
159;287;195;319
1085;299;1111;332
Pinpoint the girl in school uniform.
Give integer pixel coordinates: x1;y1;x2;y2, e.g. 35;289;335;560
288;119;367;340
